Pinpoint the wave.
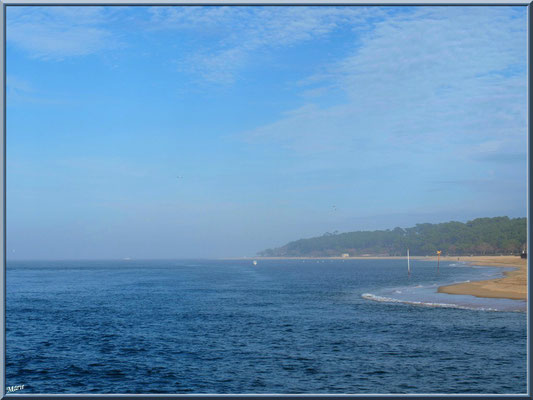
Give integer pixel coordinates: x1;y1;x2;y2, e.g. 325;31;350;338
361;293;507;312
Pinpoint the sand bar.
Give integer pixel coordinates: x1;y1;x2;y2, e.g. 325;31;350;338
435;256;527;301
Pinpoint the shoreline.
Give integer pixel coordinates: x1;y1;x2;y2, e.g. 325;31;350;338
226;256;437;260
435;256;527;301
232;255;527;301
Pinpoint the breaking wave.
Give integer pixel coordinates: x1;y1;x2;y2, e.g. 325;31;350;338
361;293;505;312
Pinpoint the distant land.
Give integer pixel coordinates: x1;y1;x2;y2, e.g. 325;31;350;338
258;217;527;257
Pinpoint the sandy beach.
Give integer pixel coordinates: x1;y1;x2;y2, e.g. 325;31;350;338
435;256;527;301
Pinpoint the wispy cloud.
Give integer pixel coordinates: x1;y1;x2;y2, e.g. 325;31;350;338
150;6;390;84
6;75;35;103
7;6;120;60
7;74;71;105
473;152;526;164
240;7;526;166
7;75;32;94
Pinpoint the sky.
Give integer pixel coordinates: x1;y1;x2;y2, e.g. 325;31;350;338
6;5;527;260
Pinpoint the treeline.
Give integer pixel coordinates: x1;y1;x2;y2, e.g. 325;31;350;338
258;217;527;257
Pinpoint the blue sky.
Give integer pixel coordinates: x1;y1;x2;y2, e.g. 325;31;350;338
6;6;527;259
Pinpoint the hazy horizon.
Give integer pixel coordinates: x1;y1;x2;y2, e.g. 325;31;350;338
5;214;526;261
7;6;527;260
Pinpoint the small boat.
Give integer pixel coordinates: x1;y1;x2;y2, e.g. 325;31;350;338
253;260;258;266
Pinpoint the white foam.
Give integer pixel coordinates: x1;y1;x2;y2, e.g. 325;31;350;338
361;293;505;312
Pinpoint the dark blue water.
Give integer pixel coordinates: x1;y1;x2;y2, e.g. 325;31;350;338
6;259;527;394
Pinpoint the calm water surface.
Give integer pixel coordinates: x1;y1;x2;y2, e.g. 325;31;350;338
6;259;527;394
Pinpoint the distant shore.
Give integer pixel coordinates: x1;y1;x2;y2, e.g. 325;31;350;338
231;255;527;301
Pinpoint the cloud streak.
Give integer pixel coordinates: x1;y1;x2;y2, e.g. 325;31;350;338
7;6;120;60
150;6;390;84
240;7;526;166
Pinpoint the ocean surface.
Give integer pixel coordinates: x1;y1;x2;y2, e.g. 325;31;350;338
6;259;527;394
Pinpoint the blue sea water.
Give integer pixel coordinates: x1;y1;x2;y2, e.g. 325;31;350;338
6;259;527;394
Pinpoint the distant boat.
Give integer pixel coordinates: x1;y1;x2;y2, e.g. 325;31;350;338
407;249;411;276
253;260;258;266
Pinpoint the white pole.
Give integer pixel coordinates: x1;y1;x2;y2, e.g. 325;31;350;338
407;248;410;276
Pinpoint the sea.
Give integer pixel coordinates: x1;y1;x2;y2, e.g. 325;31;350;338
6;258;527;394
